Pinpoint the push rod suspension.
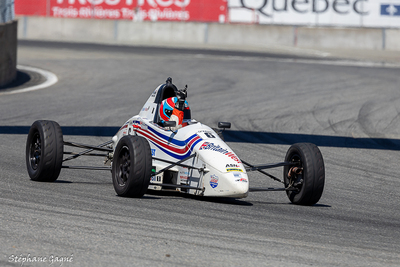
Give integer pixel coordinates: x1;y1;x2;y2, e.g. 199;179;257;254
61;165;112;171
63;152;108;157
245;162;296;171
63;140;113;162
241;159;285;184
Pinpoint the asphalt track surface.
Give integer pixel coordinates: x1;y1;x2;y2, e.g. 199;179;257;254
1;41;400;266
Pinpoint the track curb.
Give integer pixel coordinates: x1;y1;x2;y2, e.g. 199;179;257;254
0;65;58;96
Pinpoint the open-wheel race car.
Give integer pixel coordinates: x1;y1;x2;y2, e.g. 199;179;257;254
26;78;325;205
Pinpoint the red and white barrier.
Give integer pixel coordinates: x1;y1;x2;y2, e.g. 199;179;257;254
15;0;228;22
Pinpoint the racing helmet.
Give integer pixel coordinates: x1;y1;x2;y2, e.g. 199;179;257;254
159;97;190;123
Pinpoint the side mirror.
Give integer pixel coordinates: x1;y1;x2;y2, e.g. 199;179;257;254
162;121;177;128
218;122;231;129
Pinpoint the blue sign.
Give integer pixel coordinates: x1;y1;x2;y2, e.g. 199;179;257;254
381;4;400;16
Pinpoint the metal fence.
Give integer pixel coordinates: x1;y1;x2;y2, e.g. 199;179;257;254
0;0;14;23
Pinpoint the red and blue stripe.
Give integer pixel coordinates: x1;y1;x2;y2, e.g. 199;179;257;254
132;120;202;160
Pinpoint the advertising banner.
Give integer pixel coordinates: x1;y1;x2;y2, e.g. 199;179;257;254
228;0;400;28
14;0;400;27
15;0;228;22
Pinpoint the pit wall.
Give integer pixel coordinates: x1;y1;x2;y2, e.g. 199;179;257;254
17;16;400;52
0;20;17;87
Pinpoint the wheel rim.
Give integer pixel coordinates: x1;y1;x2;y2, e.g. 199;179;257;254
30;132;41;170
116;146;130;186
287;154;303;191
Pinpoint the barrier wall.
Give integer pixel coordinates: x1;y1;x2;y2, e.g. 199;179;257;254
17;16;400;51
0;20;17;87
14;0;400;28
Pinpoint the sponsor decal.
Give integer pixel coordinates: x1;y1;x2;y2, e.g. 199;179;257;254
226;168;243;172
179;175;188;181
151;175;162;182
381;4;400;16
199;142;241;163
210;174;219;188
179;167;189;181
226;164;240;168
151;149;156;156
233;173;247;182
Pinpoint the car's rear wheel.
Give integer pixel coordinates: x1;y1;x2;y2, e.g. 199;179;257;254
26;120;64;182
283;143;325;205
112;135;152;197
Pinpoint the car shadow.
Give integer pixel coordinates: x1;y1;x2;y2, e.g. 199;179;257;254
0;126;119;136
192;195;253;206
2;125;399;150
146;189;253;206
223;130;400;151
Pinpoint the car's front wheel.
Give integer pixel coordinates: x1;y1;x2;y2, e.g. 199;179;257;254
26;120;64;182
112;135;152;197
283;143;325;205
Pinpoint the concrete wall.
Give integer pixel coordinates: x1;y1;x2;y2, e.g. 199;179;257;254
16;16;400;52
296;27;384;50
386;29;400;51
0;20;17;87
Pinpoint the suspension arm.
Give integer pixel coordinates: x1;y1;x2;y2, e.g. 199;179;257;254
241;159;286;184
63;140;113;162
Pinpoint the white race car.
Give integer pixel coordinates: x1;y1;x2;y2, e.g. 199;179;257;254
26;78;325;205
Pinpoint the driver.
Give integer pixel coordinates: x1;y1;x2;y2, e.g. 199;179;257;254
159;87;189;131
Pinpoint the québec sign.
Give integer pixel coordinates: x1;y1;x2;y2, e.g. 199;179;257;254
229;0;400;27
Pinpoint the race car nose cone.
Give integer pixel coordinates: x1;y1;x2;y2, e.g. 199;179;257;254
224;172;249;198
231;176;249;197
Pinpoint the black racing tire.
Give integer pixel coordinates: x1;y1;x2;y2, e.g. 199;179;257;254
112;135;152;198
26;120;64;182
283;143;325;206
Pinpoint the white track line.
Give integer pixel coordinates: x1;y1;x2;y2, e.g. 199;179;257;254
0;65;58;96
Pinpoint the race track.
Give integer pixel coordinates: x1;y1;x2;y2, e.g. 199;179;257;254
1;41;399;266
